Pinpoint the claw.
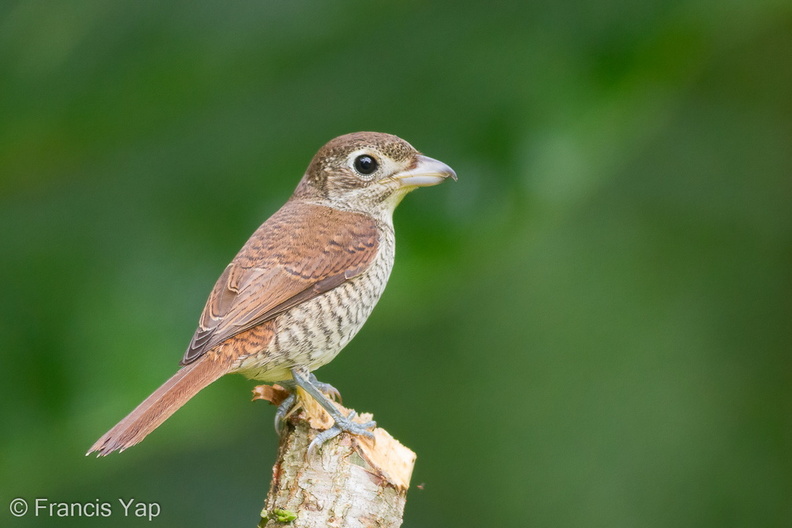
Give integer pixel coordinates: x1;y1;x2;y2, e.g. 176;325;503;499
308;374;342;403
307;427;342;456
274;393;296;434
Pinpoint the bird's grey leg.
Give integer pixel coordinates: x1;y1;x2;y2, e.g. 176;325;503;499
290;367;376;454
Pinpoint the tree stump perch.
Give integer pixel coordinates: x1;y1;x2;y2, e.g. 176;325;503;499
254;385;416;528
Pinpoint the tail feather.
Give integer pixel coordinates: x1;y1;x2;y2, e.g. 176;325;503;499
87;357;231;456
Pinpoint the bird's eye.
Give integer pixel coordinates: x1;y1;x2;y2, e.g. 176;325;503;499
353;155;378;175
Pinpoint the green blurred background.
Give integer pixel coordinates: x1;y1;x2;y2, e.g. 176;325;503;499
1;0;790;526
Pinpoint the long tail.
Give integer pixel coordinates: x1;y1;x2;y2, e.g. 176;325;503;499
87;356;231;456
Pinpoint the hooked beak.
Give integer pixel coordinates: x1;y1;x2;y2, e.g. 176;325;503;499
393;155;457;188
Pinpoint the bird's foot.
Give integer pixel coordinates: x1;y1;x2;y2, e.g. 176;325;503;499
308;374;342;403
290;367;376;454
307;410;376;456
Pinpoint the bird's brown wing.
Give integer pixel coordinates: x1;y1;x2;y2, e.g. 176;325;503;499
181;202;380;365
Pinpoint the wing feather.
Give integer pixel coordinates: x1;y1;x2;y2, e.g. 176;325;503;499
181;202;380;365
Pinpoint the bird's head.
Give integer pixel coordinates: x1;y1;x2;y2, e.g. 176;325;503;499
292;132;456;215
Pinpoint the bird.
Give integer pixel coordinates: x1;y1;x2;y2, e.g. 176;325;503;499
88;131;456;456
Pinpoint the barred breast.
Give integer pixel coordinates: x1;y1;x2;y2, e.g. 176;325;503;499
231;222;395;382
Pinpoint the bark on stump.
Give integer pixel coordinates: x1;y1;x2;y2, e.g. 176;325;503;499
255;386;416;528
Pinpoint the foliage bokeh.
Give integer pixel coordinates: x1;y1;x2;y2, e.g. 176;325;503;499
1;0;790;526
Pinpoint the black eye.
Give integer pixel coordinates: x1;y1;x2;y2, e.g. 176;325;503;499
353;155;378;175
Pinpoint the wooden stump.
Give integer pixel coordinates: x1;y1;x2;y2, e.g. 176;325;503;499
255;386;416;528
